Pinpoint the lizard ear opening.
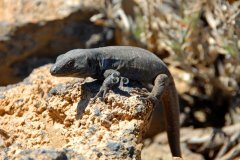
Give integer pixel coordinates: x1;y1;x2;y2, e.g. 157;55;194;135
87;58;95;68
87;59;92;67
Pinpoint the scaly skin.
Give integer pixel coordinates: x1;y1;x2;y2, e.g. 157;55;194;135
50;46;181;157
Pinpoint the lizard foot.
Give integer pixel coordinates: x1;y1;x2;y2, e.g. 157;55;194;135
91;73;120;103
90;96;104;103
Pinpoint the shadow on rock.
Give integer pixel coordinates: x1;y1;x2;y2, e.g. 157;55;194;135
76;80;143;120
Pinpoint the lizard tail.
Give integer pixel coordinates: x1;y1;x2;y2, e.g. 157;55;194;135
161;79;182;157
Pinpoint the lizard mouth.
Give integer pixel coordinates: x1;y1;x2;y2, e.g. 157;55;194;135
50;69;77;77
50;65;75;76
50;64;91;78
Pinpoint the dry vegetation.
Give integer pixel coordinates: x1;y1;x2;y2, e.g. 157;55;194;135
91;0;240;159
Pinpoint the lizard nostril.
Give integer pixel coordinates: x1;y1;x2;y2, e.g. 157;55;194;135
50;65;57;74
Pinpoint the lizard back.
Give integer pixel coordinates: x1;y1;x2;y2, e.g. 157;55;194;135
92;46;170;82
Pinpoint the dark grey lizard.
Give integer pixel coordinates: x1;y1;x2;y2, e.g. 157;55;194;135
50;46;181;157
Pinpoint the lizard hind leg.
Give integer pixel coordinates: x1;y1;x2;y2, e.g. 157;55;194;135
147;74;169;100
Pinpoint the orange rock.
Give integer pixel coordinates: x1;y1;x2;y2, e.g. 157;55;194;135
0;65;154;159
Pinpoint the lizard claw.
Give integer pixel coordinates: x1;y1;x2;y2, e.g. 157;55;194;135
91;96;103;103
91;92;105;103
91;87;108;103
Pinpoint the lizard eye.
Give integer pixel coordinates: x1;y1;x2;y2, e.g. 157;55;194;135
122;77;129;84
66;60;74;67
112;77;119;84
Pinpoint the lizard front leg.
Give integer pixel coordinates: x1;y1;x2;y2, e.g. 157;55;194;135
92;69;120;101
148;74;181;157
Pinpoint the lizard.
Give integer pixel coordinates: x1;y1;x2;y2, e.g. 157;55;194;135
50;46;181;157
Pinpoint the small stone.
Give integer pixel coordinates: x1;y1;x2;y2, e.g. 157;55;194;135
127;146;135;158
93;108;101;116
97;152;103;158
0;94;5;99
48;84;66;96
88;126;96;133
136;105;145;113
107;142;122;152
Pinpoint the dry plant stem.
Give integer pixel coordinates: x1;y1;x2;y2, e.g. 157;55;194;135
218;143;240;160
217;131;240;158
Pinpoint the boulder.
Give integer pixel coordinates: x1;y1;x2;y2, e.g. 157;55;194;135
0;65;154;159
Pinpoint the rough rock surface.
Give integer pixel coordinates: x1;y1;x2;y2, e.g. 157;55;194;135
0;0;113;85
0;65;154;159
11;149;84;160
0;0;103;23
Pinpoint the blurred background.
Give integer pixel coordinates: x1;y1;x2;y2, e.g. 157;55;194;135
0;0;239;159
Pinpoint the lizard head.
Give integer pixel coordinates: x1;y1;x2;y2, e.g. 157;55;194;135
50;49;97;78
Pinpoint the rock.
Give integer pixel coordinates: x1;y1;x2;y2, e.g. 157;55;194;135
0;0;114;85
0;0;103;23
0;64;154;159
12;149;84;160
